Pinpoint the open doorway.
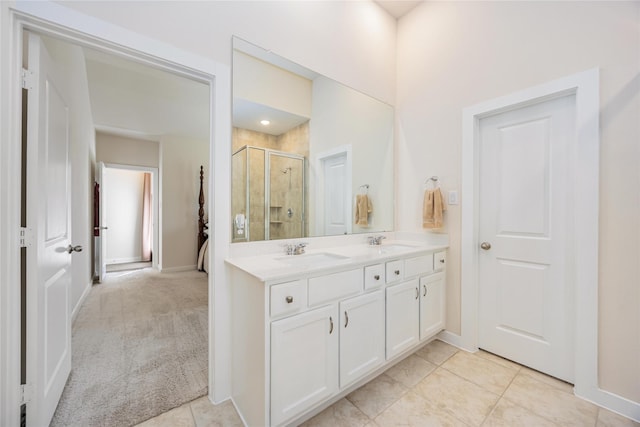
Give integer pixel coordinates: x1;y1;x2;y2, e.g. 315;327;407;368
22;30;211;427
100;163;159;274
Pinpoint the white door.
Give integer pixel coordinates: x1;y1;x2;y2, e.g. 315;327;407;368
478;94;575;382
25;32;74;426
339;290;384;388
271;305;338;426
322;153;349;235
94;161;107;282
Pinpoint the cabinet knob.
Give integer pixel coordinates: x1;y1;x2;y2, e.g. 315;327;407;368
394;270;400;275
374;275;380;281
285;296;293;304
440;259;445;263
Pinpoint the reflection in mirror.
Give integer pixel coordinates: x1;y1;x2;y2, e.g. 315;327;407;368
232;37;394;242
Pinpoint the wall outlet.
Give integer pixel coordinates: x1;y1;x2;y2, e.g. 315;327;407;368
448;190;459;205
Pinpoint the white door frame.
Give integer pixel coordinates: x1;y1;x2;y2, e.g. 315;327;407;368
1;3;232;425
460;70;602;402
103;163;160;271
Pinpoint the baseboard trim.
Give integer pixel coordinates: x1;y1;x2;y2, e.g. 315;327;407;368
576;386;640;422
72;280;92;323
107;256;144;264
437;330;476;352
160;265;198;273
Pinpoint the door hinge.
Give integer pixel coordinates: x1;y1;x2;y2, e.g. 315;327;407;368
21;68;34;90
20;383;33;405
19;227;33;248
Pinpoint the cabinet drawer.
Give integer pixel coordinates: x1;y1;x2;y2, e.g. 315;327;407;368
308;268;363;307
364;264;385;290
405;254;434;278
385;260;404;284
271;280;307;317
434;251;446;272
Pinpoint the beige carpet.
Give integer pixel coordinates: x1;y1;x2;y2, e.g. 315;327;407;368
51;269;208;427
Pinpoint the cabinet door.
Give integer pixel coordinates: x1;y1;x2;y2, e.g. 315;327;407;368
385;279;420;360
420;272;445;340
271;305;338;426
339;290;385;388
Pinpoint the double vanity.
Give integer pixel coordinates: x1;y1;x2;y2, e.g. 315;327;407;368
227;238;448;426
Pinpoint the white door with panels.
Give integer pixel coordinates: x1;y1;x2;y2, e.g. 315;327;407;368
322;152;350;236
25;32;75;426
477;94;576;383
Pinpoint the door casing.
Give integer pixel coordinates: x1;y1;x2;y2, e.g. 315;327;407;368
459;70;599;402
2;4;231;426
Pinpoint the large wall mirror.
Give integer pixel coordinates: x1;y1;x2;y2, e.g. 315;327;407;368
231;37;394;242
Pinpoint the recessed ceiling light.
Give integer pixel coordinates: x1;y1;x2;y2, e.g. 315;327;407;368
260;120;270;126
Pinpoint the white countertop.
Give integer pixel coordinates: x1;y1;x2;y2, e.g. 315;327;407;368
225;240;448;283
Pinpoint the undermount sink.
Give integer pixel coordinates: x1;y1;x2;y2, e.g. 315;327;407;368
373;244;416;254
276;252;350;267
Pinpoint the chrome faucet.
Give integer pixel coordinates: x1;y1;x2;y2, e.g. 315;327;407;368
283;242;308;255
368;235;386;246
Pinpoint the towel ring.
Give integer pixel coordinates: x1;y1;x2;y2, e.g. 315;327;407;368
424;176;439;189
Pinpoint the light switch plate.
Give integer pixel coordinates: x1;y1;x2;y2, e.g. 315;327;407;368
448;190;459;205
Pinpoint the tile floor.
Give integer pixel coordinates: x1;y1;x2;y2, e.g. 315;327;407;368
135;340;639;427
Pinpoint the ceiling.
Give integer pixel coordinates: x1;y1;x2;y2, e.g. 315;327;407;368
374;0;423;19
83;47;210;141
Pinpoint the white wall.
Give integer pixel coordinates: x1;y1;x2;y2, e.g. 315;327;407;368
396;1;640;404
234;51;312;118
309;76;394;234
96;132;159;168
41;36;96;315
104;168;145;264
160;134;209;270
56;0;397;105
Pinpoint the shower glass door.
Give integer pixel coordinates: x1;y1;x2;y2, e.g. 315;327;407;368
268;153;305;240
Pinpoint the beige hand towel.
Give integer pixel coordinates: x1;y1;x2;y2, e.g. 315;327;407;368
423;188;446;229
355;194;373;226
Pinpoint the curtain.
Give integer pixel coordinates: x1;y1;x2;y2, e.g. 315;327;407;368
141;173;152;261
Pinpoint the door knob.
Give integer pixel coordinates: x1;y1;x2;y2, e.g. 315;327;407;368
480;242;491;250
67;245;83;253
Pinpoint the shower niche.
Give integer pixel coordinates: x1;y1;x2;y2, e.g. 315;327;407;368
232;145;305;242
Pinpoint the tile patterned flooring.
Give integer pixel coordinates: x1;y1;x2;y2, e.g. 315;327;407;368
135;340;638;427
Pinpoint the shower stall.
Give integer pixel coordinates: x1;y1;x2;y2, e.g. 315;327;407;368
232;145;305;242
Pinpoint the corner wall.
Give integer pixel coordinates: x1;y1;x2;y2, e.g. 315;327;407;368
396;0;640;405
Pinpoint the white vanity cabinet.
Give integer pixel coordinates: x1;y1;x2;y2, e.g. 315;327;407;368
385;251;446;360
271;305;338;426
339;290;385;388
229;245;447;427
420;272;445;340
386;279;420;359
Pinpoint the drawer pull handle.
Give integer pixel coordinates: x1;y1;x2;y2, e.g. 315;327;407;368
344;311;349;328
440;259;445;264
329;316;334;334
285;296;294;304
394;270;400;275
415;287;419;300
423;284;427;297
374;275;380;281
